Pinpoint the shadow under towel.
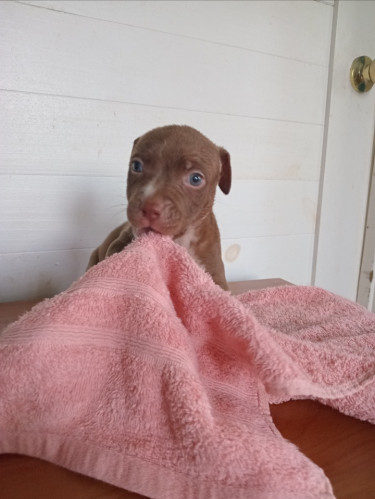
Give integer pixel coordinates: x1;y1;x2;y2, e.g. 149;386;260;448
0;233;374;499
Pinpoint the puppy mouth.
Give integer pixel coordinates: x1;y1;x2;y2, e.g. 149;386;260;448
134;225;186;240
128;205;183;238
134;227;164;237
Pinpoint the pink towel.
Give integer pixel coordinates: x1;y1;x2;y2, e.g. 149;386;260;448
0;233;374;499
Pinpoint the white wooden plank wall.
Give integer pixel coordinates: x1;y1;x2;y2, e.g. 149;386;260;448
0;0;333;301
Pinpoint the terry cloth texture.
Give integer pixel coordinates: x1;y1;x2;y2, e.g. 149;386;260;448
1;233;374;499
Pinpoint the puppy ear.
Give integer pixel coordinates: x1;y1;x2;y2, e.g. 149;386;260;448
133;137;140;148
218;147;232;195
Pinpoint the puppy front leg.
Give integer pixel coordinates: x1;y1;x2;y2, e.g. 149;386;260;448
87;222;133;269
106;223;134;257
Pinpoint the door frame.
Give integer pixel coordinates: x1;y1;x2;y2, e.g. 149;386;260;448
357;133;375;310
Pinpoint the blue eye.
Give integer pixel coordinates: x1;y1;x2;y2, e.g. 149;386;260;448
130;160;143;173
189;172;203;186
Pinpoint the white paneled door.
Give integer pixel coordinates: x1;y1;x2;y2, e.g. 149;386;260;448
313;0;375;305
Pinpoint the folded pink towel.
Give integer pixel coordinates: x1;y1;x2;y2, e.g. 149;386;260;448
1;233;374;499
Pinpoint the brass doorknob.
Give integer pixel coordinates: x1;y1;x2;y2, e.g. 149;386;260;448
350;56;375;93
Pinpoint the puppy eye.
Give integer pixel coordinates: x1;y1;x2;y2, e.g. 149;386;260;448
189;172;204;187
130;159;143;173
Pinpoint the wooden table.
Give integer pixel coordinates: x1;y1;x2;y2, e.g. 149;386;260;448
0;279;374;499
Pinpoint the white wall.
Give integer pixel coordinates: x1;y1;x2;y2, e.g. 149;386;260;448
0;0;333;301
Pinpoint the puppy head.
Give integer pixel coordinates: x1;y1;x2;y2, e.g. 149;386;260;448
126;125;231;238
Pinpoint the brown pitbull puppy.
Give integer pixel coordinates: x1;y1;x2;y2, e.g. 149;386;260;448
87;125;231;289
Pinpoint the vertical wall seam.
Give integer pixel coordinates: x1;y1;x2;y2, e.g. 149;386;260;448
311;0;339;285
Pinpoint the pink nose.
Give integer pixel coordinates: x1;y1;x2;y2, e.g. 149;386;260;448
142;200;161;222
